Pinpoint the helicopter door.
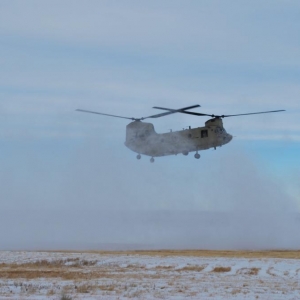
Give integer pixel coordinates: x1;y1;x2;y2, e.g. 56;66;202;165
201;130;208;138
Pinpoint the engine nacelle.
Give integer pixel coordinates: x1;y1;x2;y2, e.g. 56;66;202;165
205;118;223;128
125;121;156;145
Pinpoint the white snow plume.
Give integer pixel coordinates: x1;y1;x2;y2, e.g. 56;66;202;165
0;137;299;251
1;210;299;250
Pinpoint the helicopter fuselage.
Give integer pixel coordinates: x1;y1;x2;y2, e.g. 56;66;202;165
125;117;233;157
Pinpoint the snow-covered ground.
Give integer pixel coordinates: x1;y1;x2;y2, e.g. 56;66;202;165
0;251;299;299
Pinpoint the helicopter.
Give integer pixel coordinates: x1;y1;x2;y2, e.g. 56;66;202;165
76;105;285;163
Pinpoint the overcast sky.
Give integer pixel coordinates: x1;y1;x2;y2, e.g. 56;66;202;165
0;1;299;249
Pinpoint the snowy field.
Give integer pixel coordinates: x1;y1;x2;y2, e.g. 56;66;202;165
0;251;299;299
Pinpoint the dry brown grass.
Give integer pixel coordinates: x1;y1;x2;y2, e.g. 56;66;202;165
98;284;116;292
237;267;260;275
44;249;300;259
47;289;55;296
60;294;73;300
130;250;300;259
231;289;242;295
212;266;231;273
76;284;90;293
0;265;172;281
155;265;173;270
1;249;298;282
0;258;97;269
0;266;109;280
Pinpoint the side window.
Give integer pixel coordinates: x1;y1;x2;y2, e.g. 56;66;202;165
201;130;208;138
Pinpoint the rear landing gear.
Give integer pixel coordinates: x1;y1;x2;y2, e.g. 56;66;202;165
150;157;155;163
136;154;141;160
194;152;200;159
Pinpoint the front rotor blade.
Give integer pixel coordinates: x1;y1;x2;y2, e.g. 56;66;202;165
154;108;285;118
147;105;201;119
153;107;212;117
76;109;136;120
152;105;200;111
221;110;286;118
176;111;214;117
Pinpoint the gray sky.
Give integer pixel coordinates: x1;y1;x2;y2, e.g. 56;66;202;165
0;0;299;249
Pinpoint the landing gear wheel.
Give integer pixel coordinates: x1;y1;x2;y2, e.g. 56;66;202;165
183;151;189;156
194;153;200;159
136;154;141;160
150;157;155;163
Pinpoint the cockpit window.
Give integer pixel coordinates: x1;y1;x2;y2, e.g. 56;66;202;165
215;127;226;134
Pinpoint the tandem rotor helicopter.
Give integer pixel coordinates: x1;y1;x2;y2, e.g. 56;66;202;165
76;105;285;163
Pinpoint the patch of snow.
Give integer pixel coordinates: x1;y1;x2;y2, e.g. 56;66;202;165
0;251;299;299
